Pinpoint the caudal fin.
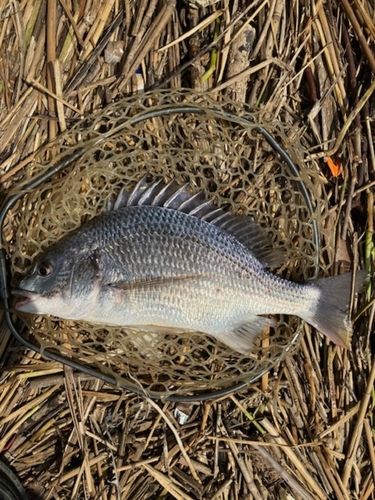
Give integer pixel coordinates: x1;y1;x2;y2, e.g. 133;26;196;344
304;271;367;348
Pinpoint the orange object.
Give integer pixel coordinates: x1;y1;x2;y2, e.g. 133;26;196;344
326;157;343;177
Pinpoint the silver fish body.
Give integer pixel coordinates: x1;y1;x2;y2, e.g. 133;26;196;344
13;179;363;353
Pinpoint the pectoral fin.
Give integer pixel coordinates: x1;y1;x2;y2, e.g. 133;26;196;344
109;274;212;292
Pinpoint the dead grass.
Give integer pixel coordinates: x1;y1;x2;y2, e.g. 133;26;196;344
0;1;374;499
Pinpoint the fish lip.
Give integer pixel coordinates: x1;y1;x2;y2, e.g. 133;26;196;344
11;288;40;310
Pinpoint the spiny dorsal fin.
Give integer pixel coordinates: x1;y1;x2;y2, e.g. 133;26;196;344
109;177;284;268
126;176;149;205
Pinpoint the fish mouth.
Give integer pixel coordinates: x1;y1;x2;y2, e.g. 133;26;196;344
11;288;40;310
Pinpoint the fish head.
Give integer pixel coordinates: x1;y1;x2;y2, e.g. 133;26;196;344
12;249;101;319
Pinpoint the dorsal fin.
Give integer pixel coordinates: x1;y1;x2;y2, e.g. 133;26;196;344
137;178;164;205
109;178;284;268
126;176;149;205
151;179;184;206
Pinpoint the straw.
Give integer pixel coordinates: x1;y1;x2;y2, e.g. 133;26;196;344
0;1;373;498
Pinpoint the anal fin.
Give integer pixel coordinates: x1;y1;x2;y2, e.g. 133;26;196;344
223;316;276;353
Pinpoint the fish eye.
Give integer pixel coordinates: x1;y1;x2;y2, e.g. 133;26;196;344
37;263;52;277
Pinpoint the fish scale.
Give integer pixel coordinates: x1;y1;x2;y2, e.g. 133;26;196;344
12;179;365;353
97;206;252;279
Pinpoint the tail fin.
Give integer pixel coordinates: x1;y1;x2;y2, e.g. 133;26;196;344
304;271;367;348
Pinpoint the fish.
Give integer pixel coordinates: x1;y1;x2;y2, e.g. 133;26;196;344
12;177;365;354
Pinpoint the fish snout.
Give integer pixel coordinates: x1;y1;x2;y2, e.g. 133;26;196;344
11;288;40;310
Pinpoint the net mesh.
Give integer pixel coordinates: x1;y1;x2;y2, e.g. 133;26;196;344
3;89;331;398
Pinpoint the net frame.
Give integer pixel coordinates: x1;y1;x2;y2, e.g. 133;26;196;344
0;90;330;401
